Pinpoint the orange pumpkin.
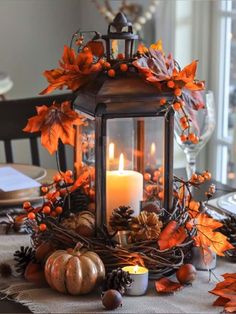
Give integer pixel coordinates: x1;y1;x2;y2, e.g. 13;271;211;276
44;247;105;295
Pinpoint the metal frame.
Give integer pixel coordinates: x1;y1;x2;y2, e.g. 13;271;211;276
94;107;174;226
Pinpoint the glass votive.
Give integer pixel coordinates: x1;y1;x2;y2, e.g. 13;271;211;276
191;247;217;270
122;265;149;296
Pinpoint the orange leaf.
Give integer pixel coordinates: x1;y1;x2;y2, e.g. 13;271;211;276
150;39;163;52
40;45;102;94
209;273;236;313
155;277;183;294
86;41;104;57
23;101;86;154
194;213;234;258
158;221;187;250
137;43;148;54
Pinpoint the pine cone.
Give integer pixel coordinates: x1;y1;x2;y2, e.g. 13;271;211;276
102;267;133;295
109;206;134;231
14;246;35;275
141;202;161;214
130;211;163;242
63;188;90;217
220;215;236;261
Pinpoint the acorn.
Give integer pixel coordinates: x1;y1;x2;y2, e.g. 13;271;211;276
176;264;197;284
102;289;122;310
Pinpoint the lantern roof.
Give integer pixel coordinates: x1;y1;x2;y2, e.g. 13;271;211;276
73;73;174;118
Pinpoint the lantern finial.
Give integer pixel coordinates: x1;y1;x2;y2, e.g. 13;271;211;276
102;11;138;61
110;12;131;33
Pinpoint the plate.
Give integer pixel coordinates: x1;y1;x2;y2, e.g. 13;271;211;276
0;164;47;206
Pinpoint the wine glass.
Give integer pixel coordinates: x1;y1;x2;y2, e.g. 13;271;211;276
174;91;215;179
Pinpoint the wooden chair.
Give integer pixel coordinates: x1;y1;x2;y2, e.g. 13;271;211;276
0;93;75;171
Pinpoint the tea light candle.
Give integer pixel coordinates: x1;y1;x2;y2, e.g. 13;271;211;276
106;154;143;223
122;265;149;296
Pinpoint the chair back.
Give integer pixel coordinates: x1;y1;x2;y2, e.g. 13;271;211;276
0;93;75;171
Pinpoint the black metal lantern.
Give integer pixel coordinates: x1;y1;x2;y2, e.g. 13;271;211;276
73;13;174;227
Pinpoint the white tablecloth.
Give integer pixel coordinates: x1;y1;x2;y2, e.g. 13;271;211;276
0;234;235;314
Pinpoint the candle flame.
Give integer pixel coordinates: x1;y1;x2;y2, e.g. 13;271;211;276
118;153;124;173
108;142;115;160
133;265;139;274
150;142;156;156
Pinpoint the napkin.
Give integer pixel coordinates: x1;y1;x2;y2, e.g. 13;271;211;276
0;166;41;192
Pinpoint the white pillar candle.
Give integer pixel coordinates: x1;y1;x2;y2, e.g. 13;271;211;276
122;265;149;296
106;153;143;223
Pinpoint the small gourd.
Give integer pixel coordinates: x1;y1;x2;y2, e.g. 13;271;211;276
45;244;105;295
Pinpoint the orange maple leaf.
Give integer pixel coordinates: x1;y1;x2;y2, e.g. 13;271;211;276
40;45;102;94
194;213;234;258
155;277;183;294
158;221;187;250
209;273;236;313
23;101;86;154
172;60;205;91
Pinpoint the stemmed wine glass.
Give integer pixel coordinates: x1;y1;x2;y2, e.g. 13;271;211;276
174;91;215;178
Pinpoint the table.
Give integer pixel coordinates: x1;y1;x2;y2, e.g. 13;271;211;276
0;235;235;314
0;171;235;313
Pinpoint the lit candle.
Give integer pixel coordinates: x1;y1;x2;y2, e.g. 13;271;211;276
108;142;115;170
106;153;143;223
122;265;149;296
108;142;115;161
150;142;156;157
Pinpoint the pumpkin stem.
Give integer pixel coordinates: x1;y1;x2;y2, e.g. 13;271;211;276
74;242;84;252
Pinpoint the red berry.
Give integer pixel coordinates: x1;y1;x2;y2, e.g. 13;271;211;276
188;133;196;142
144;173;151;181
28;212;35;220
99;59;105;65
173;102;181;111
167;80;175;88
23;201;31;210
41;186;48;193
108;69;116;77
104;62;111;69
174;88;182;96
120;63;128;72
158;191;164;200
180;134;188;142
39;224;47;232
160;98;166;106
83;47;89;52
55;206;63;214
42;206;51;214
53;174;61;182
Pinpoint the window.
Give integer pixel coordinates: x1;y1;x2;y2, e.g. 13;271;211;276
211;0;236;186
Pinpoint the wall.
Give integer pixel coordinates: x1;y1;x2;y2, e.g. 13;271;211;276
0;0;106;168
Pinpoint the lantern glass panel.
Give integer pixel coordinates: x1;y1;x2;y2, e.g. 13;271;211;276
106;116;164;224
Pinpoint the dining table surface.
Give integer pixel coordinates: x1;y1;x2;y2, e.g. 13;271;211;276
0;167;235;314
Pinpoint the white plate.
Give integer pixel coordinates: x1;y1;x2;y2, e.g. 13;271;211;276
0;164;47;206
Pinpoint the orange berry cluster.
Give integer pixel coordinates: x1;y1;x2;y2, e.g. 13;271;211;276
189;171;212;184
98;52;129;78
166;80;183;97
180;132;199;144
23;169;76;232
144;167;164;201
